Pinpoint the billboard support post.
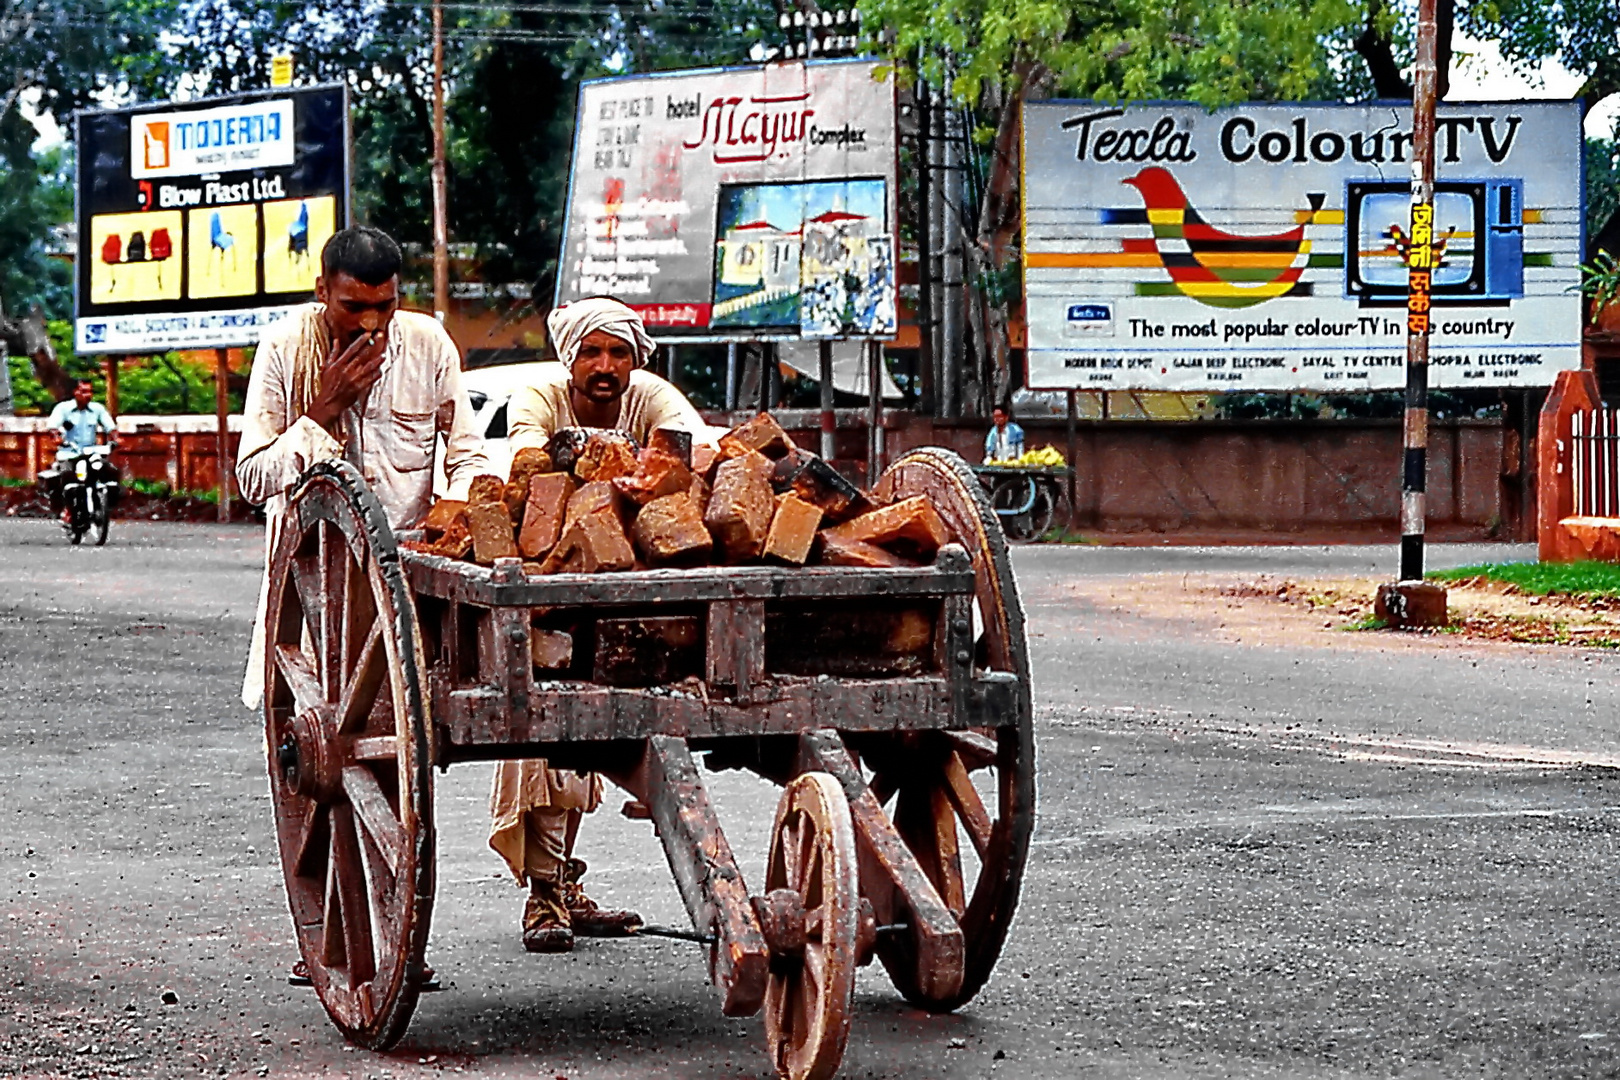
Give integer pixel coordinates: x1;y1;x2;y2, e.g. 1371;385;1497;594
215;347;230;523
915;72;936;416
819;340;835;459
866;340;882;486
1401;0;1439;583
430;0;449;323
1066;389;1077;534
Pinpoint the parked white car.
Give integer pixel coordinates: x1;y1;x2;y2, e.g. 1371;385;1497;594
432;360;556;496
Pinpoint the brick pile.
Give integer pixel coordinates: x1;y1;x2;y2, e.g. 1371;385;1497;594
403;413;951;574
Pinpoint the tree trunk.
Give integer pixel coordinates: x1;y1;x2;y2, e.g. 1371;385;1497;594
0;299;67;407
970;62;1048;413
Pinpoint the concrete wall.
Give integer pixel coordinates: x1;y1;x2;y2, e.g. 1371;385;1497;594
719;410;1522;541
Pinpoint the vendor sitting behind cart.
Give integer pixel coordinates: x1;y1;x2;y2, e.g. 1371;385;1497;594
492;296;717;953
983;405;1025;463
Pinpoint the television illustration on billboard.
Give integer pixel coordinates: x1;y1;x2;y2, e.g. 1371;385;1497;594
1345;180;1525;304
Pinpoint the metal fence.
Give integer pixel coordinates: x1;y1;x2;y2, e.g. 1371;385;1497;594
1571;407;1620;517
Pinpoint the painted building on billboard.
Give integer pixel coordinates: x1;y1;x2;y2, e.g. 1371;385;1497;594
1021;101;1583;391
558;59;898;341
75;86;348;354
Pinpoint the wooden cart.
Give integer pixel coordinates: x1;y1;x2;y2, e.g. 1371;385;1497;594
261;447;1034;1080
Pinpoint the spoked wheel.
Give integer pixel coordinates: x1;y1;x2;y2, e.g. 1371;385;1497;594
762;772;859;1080
988;475;1039;541
863;447;1035;1012
263;462;435;1050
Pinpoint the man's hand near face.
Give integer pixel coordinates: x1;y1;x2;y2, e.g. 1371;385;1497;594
305;271;399;434
305;326;387;433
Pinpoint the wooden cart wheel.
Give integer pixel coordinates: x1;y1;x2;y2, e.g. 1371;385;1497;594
263;462;435;1050
762;772;859;1080
862;447;1036;1012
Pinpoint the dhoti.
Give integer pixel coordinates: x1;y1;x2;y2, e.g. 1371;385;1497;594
488;761;603;884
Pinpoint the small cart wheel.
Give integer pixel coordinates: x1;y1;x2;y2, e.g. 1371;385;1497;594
263;462;435;1050
762;772;859;1080
867;448;1036;1012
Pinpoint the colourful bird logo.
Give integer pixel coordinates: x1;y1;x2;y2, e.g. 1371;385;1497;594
1121;167;1324;309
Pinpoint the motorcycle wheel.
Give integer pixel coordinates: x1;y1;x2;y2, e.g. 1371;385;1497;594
92;490;110;546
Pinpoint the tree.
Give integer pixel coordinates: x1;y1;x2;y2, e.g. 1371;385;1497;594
862;0;1358;412
0;0;172;408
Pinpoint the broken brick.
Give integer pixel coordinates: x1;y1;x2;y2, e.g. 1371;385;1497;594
427;510;472;559
612;447;693;505
632;492;713;566
537;508;635;574
692;443;718;481
419;499;466;540
822;496;950;557
518;472;576;559
703;450;775;562
762;493;823;566
770;444;815;493
817;532;914;568
687;474;711;517
530;629;574;670
509;446;554;485
545;428;593;473
790;456;873;523
466;501;520;565
574;431;639;483
647;427;694;467
564;481;619;532
718;412;793;459
467;473;506;506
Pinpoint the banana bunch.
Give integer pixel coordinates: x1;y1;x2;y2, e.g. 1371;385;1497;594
986;446;1066;468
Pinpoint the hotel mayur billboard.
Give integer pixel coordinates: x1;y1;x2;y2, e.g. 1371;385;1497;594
75;85;348;354
557;59;898;341
1021;101;1583;391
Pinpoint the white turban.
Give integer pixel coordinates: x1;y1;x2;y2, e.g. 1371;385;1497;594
546;297;656;369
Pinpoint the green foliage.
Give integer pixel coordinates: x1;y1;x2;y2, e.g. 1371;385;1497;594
1589;136;1620;247
1430;560;1620;598
8;319;243;415
1575;250;1620;310
862;0;1358;104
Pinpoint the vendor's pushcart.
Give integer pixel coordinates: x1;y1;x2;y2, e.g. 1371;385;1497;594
261;447;1033;1080
972;464;1069;541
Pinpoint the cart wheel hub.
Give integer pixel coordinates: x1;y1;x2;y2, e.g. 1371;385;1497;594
281;709;342;802
754;887;808;969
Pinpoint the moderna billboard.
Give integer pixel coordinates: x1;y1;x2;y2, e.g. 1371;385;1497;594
557;58;898;341
75;85;348;354
1021;101;1583;391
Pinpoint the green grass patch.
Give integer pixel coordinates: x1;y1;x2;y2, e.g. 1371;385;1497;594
1342;614;1388;631
0;476;34;489
1036;527;1096;544
1429;561;1620;598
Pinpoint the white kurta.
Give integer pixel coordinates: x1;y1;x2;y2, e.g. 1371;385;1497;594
237;303;489;708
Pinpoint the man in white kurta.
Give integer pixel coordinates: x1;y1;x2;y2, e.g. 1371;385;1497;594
237;226;488;709
489;297;717;952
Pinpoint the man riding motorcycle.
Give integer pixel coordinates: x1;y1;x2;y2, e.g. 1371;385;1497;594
40;379;120;540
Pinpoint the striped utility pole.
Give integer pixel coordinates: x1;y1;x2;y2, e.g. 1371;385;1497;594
1399;0;1439;581
1377;0;1449;628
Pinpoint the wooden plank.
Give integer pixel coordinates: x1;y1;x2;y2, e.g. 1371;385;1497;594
436;677;955;750
402;551;974;607
274;645;325;715
795;728;964;1004
706;599;765;702
636;735;768;1018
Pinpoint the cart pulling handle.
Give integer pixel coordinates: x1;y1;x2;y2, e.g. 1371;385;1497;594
630;922;911;946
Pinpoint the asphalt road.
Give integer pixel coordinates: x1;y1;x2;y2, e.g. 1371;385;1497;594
4;522;1620;1079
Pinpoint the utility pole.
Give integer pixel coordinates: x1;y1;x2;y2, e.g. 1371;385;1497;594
431;0;449;323
1378;0;1448;628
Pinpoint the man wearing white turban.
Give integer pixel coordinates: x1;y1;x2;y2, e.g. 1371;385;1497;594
492;297;717;953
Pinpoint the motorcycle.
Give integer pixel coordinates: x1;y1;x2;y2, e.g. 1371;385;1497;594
40;444;121;546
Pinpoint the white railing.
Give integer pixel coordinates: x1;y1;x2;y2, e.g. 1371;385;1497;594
1571;407;1620;517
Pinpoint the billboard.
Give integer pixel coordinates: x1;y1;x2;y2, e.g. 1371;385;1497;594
75;85;348;354
557;59;898;341
1021;101;1584;391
